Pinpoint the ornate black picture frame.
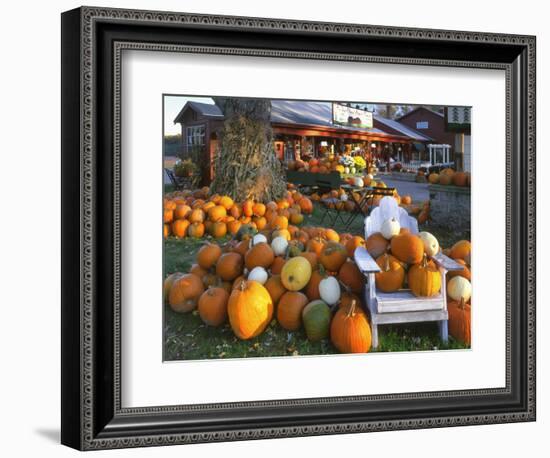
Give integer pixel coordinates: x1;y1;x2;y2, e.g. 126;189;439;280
61;6;536;450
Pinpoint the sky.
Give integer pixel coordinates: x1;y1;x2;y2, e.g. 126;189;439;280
164;95;215;136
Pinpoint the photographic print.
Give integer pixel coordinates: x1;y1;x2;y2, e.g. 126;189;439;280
162;96;472;361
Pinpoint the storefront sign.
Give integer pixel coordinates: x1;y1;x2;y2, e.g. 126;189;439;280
332;103;373;129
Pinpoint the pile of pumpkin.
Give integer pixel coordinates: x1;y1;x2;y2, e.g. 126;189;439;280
163;187;314;240
365;218;472;344
164;218;473;353
287;156;346;174
426;168;471;187
164;227;376;353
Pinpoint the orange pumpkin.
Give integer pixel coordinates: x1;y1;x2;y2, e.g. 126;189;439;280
163;223;170;238
171;219;190;238
210;221;227;238
253;216;268;231
190;263;208;278
187;222;205;238
252;202;266;217
299;251;318;271
345;236;366;258
188;208;205;223
323;228;340;242
228;280;273;340
408;255;441;297
197;243;222;270
304;269;325;301
375;253;405;293
307;237;326;257
168;274;205;313
439;174;452;185
390;232;424;264
448;299;471;345
219;195;234;210
270;256;286;275
265;274;287;306
229;204;242;219
208;205;227;222
338;261;365;294
270;215;289;230
227;219;242;236
450;240;471;261
289;212;304;225
174;204;191;220
233;239;251;257
319;242;348;272
447;258;472;281
163;272;184;302
298;197;313;214
163;208;174;224
277;291;308;331
216;252;244;281
401;195;412;205
452;172;468;187
242;199;254;217
244;242;275;270
365;233;389;258
330;300;371;353
198;287;229;326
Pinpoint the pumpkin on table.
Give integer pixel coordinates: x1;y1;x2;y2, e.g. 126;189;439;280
330;300;372;353
228;280;273;340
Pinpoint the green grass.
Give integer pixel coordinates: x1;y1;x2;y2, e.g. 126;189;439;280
163;209;469;361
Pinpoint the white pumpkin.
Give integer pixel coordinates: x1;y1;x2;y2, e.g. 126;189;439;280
271;236;289;256
340;194;349;202
380;217;401;240
248;266;268;285
447;276;472;303
353;177;364;188
366;173;374;181
318;276;341;306
344;166;350;174
419;231;440;257
252;234;268;246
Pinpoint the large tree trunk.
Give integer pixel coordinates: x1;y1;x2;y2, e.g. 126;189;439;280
209;98;286;203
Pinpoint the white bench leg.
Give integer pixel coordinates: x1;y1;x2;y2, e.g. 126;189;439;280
439;320;448;344
371;323;379;349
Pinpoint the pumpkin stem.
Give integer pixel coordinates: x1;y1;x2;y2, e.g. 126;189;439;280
239;280;246;291
422;253;428;269
460;297;466;309
347;299;357;317
384;253;390;272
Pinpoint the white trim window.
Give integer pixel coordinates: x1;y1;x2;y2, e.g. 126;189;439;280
186;125;205;152
416;121;429;129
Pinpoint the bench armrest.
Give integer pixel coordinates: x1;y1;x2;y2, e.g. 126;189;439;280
354;246;381;273
431;252;464;271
